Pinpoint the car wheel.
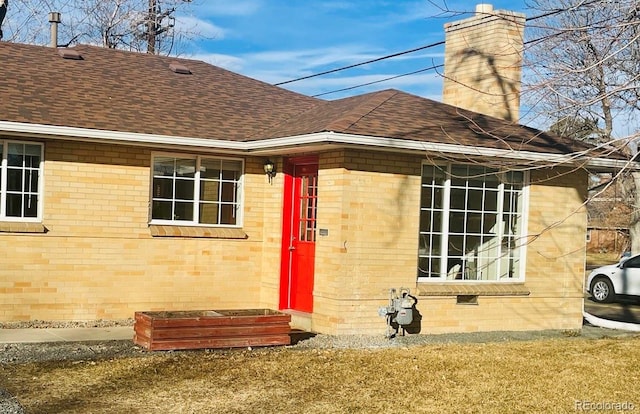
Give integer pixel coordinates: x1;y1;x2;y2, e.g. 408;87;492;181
591;277;614;303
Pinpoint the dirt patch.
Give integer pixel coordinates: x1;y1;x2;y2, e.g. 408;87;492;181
1;326;639;413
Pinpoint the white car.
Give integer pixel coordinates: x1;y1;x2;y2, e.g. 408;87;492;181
587;254;640;303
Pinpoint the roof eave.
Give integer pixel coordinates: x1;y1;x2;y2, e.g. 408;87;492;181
0;121;632;170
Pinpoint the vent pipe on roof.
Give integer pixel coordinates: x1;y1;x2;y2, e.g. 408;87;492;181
48;11;61;48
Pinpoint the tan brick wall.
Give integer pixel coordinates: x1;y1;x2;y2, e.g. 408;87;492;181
307;150;423;334
0;141;588;336
302;155;587;335
443;8;526;121
0;140;271;321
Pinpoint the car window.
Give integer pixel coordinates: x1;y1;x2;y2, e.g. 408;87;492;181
623;256;640;268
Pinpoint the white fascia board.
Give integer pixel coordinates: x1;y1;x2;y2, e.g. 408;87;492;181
0;121;632;170
250;131;634;170
0;121;246;151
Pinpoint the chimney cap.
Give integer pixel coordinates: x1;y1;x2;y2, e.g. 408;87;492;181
48;12;61;23
475;4;494;14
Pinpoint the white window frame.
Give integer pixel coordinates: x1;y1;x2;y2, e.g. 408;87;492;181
149;152;244;227
0;140;44;222
417;162;529;282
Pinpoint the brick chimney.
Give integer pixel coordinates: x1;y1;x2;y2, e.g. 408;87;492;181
442;4;526;121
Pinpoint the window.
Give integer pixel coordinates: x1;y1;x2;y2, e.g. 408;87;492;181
151;155;243;226
0;141;43;221
418;163;527;281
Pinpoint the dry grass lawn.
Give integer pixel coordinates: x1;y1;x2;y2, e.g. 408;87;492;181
2;337;640;413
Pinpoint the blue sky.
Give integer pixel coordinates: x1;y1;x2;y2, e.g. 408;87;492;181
179;1;530;102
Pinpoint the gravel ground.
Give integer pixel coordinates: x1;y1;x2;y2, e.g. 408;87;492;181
2;318;639;365
1;319;638;414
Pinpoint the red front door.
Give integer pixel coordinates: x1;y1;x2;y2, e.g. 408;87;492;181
279;157;318;313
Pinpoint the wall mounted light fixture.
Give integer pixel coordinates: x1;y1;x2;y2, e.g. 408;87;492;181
263;160;276;184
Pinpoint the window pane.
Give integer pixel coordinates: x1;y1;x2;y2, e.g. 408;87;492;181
449;212;465;233
200;180;220;202
484;190;498;212
418;233;430;252
7;143;23;167
7;169;22;192
432;211;443;232
152;201;172;220
24;195;37;218
220;181;237;203
421;165;444;183
222;159;241;171
27;170;38;192
505;171;524;188
6;194;22;217
419;210;432;231
448;235;465;256
174;202;193;221
430;234;441;255
201;159;221;179
418;257;440;278
420;186;433;209
466;165;487;188
484;175;499;189
153;178;173;199
450;187;466;210
466;212;483;234
468;189;484;208
24;144;41;168
450;165;467;186
175;179;194;200
220;204;237;225
153;157;175;176
175;159;196;178
433;187;443;209
221;169;239;180
199;203;219;224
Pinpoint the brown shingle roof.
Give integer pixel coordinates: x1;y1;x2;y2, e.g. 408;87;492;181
0;43;319;140
260;89;600;156
0;42;617;159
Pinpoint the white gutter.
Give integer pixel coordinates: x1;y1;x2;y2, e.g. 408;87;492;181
0;120;632;170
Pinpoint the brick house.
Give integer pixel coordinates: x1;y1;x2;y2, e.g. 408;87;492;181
0;6;631;335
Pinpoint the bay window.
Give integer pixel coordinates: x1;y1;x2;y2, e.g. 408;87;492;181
418;163;527;281
151;155;243;226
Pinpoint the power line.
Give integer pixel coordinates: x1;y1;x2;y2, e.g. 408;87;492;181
279;1;609;96
274;40;445;86
312;64;444;98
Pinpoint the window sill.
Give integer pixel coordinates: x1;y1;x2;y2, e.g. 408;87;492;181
416;282;530;297
149;225;248;239
0;222;47;234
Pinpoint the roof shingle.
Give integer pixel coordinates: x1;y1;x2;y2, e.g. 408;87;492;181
1;43;319;141
0;42;614;158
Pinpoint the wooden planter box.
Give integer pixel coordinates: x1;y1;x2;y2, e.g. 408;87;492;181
134;309;292;351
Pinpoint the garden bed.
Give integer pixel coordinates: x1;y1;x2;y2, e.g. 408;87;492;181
133;309;291;351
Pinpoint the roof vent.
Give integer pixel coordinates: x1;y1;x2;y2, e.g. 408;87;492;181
57;48;82;60
48;12;61;48
169;62;191;74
